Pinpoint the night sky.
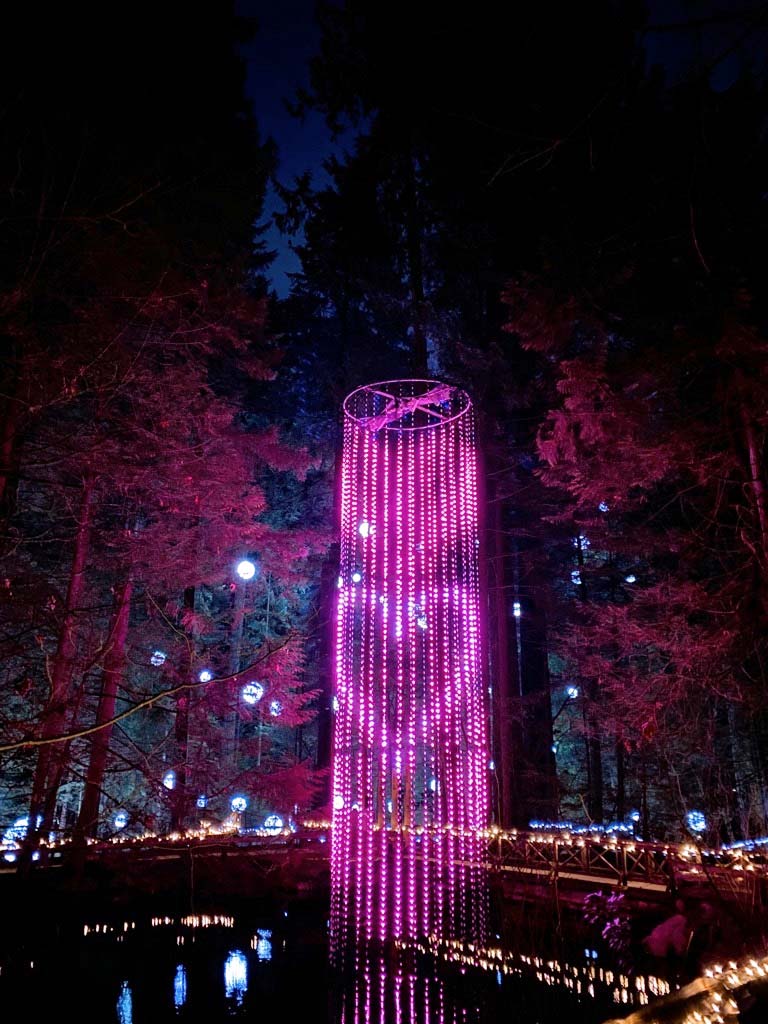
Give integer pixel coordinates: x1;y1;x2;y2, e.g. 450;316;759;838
235;0;351;296
235;0;768;297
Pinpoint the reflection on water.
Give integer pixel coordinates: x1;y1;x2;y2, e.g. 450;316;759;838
116;981;132;1024
173;964;187;1010
251;929;272;962
0;903;677;1023
223;950;248;1006
332;944;488;1024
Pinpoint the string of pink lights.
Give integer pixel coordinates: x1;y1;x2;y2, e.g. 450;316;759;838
331;381;490;959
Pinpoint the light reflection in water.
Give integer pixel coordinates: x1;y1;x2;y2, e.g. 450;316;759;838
333;947;486;1024
173;964;187;1010
251;929;272;962
116;980;132;1024
224;950;248;1006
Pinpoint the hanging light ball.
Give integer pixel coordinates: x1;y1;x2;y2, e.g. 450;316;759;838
242;682;265;705
236;559;257;581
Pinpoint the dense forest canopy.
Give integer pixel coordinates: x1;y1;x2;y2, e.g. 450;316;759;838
1;0;767;851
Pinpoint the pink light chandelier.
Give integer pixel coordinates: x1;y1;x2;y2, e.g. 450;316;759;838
331;380;490;959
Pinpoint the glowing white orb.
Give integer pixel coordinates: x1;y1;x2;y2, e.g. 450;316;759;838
196;794;207;809
625;574;637;584
263;814;283;835
686;810;706;833
358;520;375;538
512;601;521;618
567;685;579;699
163;770;176;790
231;796;247;813
351;570;362;584
198;669;213;682
236;559;256;581
242;682;264;705
150;650;167;666
269;699;282;717
333;795;344;810
114;811;128;829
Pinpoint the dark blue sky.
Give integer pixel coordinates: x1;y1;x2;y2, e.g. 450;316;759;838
235;1;347;296
236;1;768;298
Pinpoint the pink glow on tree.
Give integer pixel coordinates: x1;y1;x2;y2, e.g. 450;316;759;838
331;380;490;958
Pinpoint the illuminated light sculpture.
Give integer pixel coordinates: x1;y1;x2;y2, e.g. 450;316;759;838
331;380;490;960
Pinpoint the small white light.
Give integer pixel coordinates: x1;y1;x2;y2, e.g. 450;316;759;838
351;570;362;584
512;601;521;618
337;575;343;589
269;699;282;717
630;810;640;822
429;778;438;792
333;795;344;810
235;559;256;581
358;520;374;538
196;795;207;809
231;796;247;813
571;570;582;585
150;650;167;666
598;501;609;513
551;743;558;754
566;685;579;699
332;695;340;712
488;760;496;771
573;534;590;550
242;682;264;705
416;614;428;630
163;770;176;790
198;669;212;682
625;574;636;584
114;811;128;830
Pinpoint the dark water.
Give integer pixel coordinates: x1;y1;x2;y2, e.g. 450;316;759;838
0;899;668;1023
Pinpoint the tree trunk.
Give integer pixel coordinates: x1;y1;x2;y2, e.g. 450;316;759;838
74;576;133;841
615;738;625;822
0;372;19;525
741;401;768;553
486;469;515;826
171;585;196;833
25;475;94;853
403;143;428;376
576;540;604;822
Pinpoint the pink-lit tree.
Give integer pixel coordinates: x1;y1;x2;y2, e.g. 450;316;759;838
331;380;490;957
